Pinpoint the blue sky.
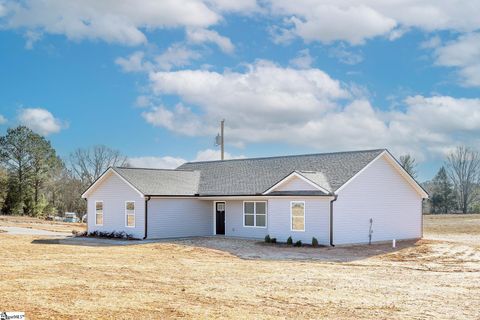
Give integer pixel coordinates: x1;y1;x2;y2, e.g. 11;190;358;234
1;1;480;181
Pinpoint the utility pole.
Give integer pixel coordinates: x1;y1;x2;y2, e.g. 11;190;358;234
220;119;225;160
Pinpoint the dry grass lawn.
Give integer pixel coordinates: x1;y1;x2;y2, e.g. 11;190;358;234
0;214;479;319
0;215;86;233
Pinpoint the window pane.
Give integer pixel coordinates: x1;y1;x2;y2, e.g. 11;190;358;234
96;202;103;211
127;214;135;227
244;214;254;226
291;202;304;217
126;202;135;211
96;213;103;225
256;214;266;227
292;217;304;231
256;202;266;215
244;202;254;214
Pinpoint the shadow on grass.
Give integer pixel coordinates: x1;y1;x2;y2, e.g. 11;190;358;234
31;236;418;262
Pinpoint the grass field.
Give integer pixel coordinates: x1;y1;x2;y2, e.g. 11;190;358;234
0;214;479;319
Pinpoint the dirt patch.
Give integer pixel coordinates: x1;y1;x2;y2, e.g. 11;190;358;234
0;215;479;319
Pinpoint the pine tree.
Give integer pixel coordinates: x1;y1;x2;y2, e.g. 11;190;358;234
430;166;455;214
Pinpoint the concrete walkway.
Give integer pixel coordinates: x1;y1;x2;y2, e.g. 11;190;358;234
0;226;72;237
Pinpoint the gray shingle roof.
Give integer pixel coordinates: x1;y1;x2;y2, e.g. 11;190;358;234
113;167;200;196
177;149;385;196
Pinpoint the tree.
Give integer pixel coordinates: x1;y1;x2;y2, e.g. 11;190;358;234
430;166;455;214
446;146;480;214
29;134;62;215
399;154;418;179
0;126;35;214
70;145;127;187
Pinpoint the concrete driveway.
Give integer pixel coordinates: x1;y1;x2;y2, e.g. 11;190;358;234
0;226;72;237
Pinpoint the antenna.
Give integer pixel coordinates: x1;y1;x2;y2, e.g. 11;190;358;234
214;119;225;160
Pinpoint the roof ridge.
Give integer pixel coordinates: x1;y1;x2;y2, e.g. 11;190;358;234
114;166;196;172
180;148;386;166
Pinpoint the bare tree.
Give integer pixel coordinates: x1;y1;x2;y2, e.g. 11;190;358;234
399;154;418;179
69;145;127;186
446;146;480;214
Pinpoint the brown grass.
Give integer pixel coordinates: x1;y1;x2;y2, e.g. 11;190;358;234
0;215;479;319
0;215;86;233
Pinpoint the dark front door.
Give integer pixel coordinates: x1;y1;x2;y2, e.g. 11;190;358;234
215;202;225;235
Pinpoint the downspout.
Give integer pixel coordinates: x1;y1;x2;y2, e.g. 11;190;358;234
143;196;151;240
329;194;338;247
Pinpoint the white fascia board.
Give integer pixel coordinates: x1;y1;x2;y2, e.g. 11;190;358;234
263;172;331;195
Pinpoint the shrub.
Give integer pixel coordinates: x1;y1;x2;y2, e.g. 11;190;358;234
264;234;271;243
312;237;319;247
87;230;134;240
72;230;87;237
294;240;302;247
270;238;277;244
287;236;293;245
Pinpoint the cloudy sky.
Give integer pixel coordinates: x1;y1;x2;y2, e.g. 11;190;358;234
0;0;479;180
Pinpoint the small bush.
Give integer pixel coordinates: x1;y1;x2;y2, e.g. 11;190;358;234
270;238;277;244
312;237;319;247
294;240;302;247
86;230;134;240
264;234;271;243
287;236;293;245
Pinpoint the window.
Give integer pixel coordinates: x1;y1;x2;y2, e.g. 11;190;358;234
125;201;135;227
95;201;103;226
291;201;305;231
243;201;267;227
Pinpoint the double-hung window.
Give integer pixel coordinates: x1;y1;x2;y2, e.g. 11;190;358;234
291;201;305;231
243;201;267;227
95;201;103;226
125;201;135;227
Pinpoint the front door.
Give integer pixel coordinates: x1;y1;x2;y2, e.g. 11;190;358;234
215;202;225;235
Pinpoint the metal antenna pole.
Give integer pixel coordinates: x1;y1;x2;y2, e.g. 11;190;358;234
220;119;225;160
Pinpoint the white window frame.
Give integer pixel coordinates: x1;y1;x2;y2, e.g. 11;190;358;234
290;201;305;232
243;201;267;228
125;201;135;228
95;201;103;226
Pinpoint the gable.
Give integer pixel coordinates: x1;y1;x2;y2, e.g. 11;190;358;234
335;152;428;198
273;175;320;192
82;168;144;198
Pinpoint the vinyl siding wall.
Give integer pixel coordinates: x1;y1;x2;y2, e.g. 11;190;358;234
274;176;318;191
87;172;145;239
268;198;330;245
222;198;330;244
148;198;212;239
333;154;423;245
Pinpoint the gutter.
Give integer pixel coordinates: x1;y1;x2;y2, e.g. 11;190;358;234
329;194;338;247
143;196;151;240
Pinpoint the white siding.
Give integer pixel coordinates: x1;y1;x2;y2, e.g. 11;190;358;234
274;176;318;191
87;171;145;239
148;198;212;239
268;198;330;245
225;200;269;239
334;154;423;245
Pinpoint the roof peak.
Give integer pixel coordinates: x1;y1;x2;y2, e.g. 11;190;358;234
113;166;196;172
181;148;386;166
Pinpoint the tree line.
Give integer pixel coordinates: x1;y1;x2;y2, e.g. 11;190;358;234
399;147;480;214
1;125;479;216
0;126;127;216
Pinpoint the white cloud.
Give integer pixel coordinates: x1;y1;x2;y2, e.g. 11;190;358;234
267;1;480;45
0;114;7;124
329;45;363;65
186;28;234;54
128;156;186;169
24;30;42;49
115;51;153;73
127;148;244;169
140;60;480;161
289;49;313;69
18;108;65;136
434;33;480;87
155;44;202;70
206;0;259;13
3;0;221;46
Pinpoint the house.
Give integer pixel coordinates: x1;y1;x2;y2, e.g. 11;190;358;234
81;149;428;245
